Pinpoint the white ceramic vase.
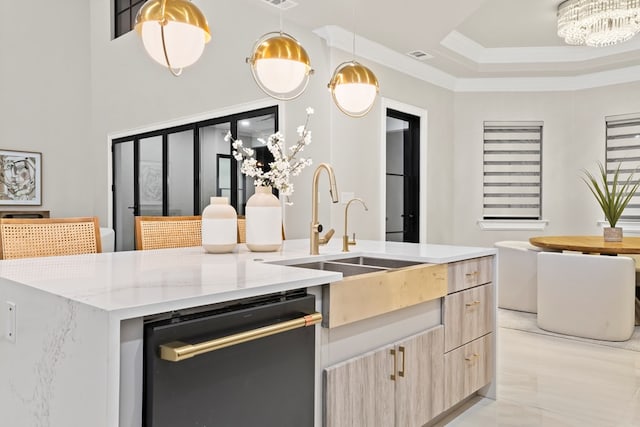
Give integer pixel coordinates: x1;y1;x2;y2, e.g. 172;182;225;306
246;186;282;252
201;196;238;253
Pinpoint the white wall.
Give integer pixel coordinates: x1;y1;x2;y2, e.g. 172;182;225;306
452;81;640;247
326;49;455;244
0;1;93;217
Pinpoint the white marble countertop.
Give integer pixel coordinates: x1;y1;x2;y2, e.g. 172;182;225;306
0;239;494;319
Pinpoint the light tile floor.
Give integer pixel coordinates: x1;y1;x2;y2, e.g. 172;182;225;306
436;327;640;426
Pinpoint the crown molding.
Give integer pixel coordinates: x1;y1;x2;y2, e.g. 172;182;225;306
313;25;457;91
313;25;640;93
455;64;640;92
441;30;640;64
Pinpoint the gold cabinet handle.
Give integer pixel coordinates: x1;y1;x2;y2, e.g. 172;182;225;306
398;346;406;378
159;312;322;362
464;352;479;362
465;271;479;278
390;348;397;381
465;300;481;307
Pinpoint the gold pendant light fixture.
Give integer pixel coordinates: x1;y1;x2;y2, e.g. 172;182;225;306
135;0;211;76
328;61;379;118
246;31;314;100
328;1;379;117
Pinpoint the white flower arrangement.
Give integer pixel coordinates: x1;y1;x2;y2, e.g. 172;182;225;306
227;107;314;201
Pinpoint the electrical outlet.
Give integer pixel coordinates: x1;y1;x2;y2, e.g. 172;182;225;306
6;301;16;343
341;192;354;204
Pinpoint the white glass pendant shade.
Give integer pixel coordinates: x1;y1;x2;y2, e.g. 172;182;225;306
247;32;313;100
135;0;211;75
333;84;378;117
140;21;206;68
328;61;379;118
255;58;308;94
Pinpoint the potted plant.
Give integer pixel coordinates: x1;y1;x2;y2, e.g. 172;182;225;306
581;161;640;242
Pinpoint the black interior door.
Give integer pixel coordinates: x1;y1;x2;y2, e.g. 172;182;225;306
386;109;420;243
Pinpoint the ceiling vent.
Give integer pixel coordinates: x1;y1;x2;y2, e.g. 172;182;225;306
407;50;433;61
261;0;298;10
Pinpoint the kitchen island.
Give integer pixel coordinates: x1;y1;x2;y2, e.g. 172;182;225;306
0;239;496;426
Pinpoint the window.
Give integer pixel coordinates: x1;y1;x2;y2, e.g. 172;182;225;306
482;121;543;220
606;113;640;222
114;0;146;38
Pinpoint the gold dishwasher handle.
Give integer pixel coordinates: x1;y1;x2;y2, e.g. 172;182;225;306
160;312;323;362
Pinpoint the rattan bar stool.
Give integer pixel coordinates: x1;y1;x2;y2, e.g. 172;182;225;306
0;216;102;259
134;216;202;250
237;215;247;243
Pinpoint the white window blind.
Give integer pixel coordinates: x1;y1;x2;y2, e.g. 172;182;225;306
483;121;542;220
606;113;640;222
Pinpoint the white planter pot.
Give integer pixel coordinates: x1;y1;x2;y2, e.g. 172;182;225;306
201;196;238;253
246;186;282;252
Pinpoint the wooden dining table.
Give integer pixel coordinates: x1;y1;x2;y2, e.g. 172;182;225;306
529;235;640;255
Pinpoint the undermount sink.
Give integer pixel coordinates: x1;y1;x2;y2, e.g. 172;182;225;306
278;255;423;277
336;256;422;269
288;260;386;277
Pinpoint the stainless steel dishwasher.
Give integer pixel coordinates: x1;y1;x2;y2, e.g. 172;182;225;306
143;289;320;427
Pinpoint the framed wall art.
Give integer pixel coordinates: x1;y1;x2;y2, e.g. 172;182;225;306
139;161;162;206
0;150;41;205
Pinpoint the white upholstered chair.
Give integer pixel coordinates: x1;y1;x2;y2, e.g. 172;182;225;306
495;241;542;313
615;254;640;325
537;252;635;341
99;227;115;252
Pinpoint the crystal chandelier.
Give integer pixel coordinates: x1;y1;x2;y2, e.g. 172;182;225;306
557;0;640;47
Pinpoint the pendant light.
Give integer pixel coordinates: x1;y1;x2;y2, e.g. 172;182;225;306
328;2;379;117
328;61;379;117
246;7;313;100
247;32;312;100
135;0;211;76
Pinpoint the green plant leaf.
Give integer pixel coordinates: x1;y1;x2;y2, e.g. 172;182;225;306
581;161;638;228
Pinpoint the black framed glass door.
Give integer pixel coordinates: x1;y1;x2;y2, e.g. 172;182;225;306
112;106;278;251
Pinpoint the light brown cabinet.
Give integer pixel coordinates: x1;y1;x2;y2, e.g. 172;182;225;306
324;325;444;427
324;343;395;427
444;283;494;352
447;256;493;293
443;255;494;411
323;255;496;426
444;333;493;409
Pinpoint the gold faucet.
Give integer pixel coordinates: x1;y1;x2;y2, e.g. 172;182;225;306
310;163;339;255
342;198;368;252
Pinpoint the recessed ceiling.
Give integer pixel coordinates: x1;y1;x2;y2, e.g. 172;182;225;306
457;0;563;48
254;0;640;86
